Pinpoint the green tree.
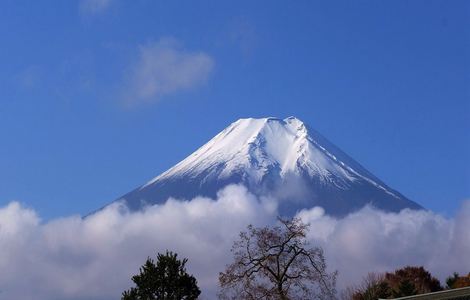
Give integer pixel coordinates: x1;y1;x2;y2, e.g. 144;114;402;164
392;279;417;298
446;272;460;289
446;272;470;289
385;266;442;295
345;266;442;299
122;251;201;300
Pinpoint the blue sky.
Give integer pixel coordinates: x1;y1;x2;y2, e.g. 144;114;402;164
0;0;468;219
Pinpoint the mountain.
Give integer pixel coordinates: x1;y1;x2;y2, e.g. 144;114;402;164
112;117;422;216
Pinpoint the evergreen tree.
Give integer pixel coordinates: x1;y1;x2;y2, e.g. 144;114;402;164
385;266;442;295
446;272;460;289
392;279;417;298
122;251;201;300
347;266;443;299
446;272;470;289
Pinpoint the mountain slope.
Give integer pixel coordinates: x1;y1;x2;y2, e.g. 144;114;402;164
114;117;422;216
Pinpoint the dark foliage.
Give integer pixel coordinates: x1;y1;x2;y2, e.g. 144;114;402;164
122;251;201;300
385;266;442;295
347;266;443;299
392;279;417;298
446;272;470;289
446;272;460;289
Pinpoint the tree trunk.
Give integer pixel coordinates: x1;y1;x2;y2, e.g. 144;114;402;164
278;282;288;300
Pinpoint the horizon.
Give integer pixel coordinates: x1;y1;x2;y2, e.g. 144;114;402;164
0;1;468;299
0;1;468;219
3;112;468;219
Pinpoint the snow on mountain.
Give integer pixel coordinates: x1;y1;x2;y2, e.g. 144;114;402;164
112;117;422;216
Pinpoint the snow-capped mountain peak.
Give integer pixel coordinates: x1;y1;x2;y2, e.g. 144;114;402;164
113;117;422;216
144;117;312;185
146;117;378;191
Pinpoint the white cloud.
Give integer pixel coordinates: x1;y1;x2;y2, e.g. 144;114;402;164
297;205;470;289
123;38;214;106
15;65;43;90
229;17;257;58
80;0;114;14
0;186;468;299
0;186;275;299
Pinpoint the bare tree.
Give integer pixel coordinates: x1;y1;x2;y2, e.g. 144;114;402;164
340;273;391;300
219;218;337;300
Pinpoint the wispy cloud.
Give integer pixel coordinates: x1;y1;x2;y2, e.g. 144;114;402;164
0;186;468;299
122;38;214;106
229;17;257;58
14;65;43;90
79;0;114;15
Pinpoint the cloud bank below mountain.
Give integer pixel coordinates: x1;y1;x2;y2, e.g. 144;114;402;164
0;185;468;300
